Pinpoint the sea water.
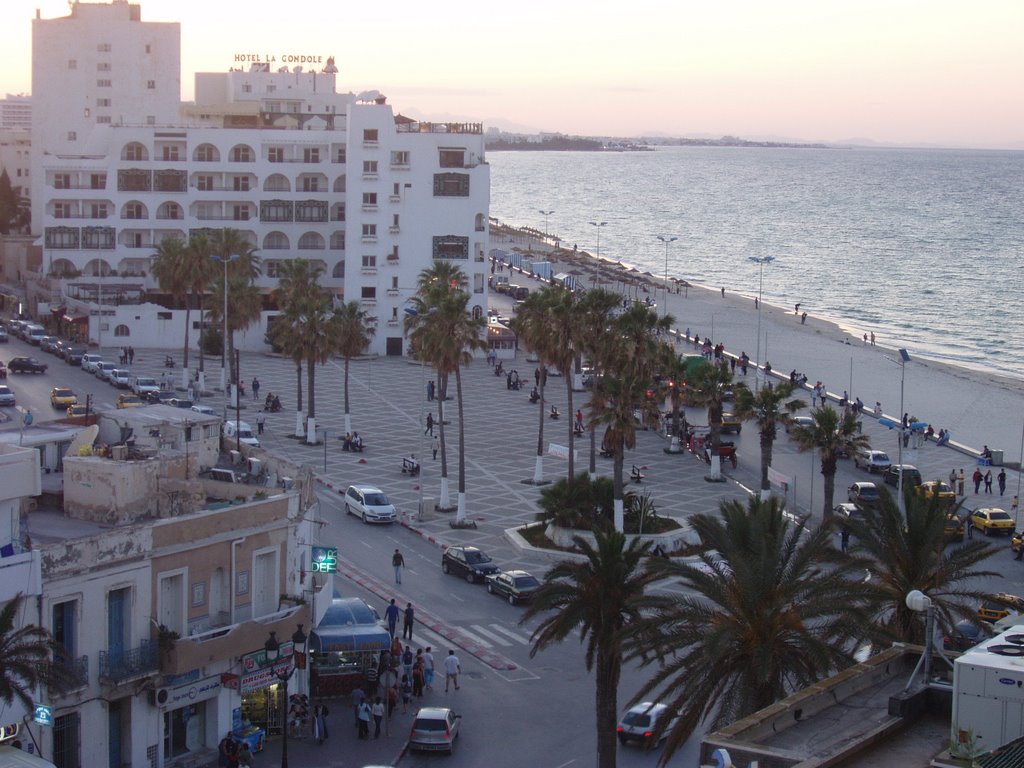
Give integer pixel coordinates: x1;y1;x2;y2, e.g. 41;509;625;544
489;146;1024;379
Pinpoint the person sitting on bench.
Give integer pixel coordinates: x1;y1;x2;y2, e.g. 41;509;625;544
981;445;993;459
549;405;560;419
402;455;420;475
342;432;354;451
529;387;540;404
351;432;363;452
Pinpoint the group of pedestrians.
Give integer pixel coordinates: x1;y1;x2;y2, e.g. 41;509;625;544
968;466;1006;495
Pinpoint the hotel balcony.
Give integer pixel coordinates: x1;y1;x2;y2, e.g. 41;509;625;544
159;604;310;677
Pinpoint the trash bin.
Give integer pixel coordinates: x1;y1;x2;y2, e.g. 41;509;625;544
990;449;1004;466
419;496;435;521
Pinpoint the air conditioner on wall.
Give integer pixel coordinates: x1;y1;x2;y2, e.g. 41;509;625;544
149;687;170;707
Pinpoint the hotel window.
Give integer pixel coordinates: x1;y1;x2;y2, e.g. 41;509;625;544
68;59;77;70
97;98;111;107
147;80;155;89
91;173;107;189
439;148;466;168
391;150;409;166
45;227;79;249
295;200;327;222
330;232;345;251
433;173;470;197
298;232;325;250
97;62;111;71
233;176;251;192
53;203;72;219
362;255;377;268
162;146;180;161
97;43;111;52
268;147;284;163
363;128;378;142
82;226;115;249
301;176;320;192
97;79;112;88
334;146;346;163
124;142;147;161
362;192;377;207
196;174;214;191
264;232;289;250
363;160;378;175
91;203;108;219
361;286;377;300
232;205;250;221
432;235;469;260
230;145;254;162
260;200;293;222
53;174;71;189
124;202;144;220
242;84;252;93
195;144;219;162
118;168;151;191
362;224;376;238
303;147;320;163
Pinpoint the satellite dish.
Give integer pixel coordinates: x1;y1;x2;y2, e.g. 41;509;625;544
66;424;99;457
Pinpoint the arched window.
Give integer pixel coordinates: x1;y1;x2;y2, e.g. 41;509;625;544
475;213;486;232
193;143;220;162
472;305;483;320
333;174;346;193
263;174;291;192
229;144;255;162
114;324;131;337
122;142;148;162
329;231;345;251
298;232;325;250
121;200;148;220
86;258;110;277
157;201;183;220
332;261;345;278
263;231;289;250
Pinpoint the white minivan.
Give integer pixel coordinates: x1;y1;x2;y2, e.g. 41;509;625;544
223;419;260;447
25;324;47;345
81;353;103;373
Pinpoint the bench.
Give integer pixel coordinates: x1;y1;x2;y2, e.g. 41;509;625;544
549;408;560;420
340;439;366;453
631;464;646;483
401;457;420;476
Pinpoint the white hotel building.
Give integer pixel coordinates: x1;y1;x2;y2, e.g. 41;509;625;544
31;1;490;357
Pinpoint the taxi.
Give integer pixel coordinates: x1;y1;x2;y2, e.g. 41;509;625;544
116;394;145;409
918;480;956;505
978;593;1024;623
970;508;1015;536
50;386;78;409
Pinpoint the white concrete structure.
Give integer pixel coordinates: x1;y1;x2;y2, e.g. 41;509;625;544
29;1;490;357
0;128;31;201
0;94;32;130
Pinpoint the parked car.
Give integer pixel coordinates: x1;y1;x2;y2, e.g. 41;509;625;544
49;387;78;409
442;545;500;583
883;464;922;487
0;385;15;407
343;485;397;524
785;415;815;434
110;368;131;388
53;340;71;359
0;328;7;343
720;412;742;434
66;403;90;417
485;570;540;604
39;336;60;354
191;404;217;416
971;508;1014;536
978;594;1024;624
944;513;965;543
223;419;260;448
80;353;102;373
25;325;47;345
408;707;461;754
65;346;87;365
131;376;160;397
116;394;145;409
833;502;863;522
8;357;48;374
167;397;194;409
854;449;892;473
617;702;679;746
0;361;6;378
95;361;117;381
848;482;880;505
918;481;956;506
943;620;983;652
145;390;177;405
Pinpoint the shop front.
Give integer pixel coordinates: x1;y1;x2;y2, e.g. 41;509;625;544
158;675;222;765
310;597;391;697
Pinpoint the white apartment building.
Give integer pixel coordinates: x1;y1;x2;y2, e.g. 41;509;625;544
30;1;489;358
0;94;33;130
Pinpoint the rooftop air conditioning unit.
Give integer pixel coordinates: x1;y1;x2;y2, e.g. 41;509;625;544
952;624;1024;758
150;687;170;707
229;450;242;465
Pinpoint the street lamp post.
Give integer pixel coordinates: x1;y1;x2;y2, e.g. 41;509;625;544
588;221;607;262
265;625;307;768
748;256;775;393
538;209;554;239
656;235;677;318
896;348;910;512
212;253;239;397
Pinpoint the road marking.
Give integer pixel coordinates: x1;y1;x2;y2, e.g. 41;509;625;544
455;625;493;648
488;624;531;645
469;624;513;647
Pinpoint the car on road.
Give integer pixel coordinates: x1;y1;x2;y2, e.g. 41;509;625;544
168;397;194;409
8;357;48;374
971;508;1014;536
883;464;922;488
66;403;90;417
944;513;965;543
848;482;880;506
833;502;863;522
978;594;1024;624
116;394;145;409
785;415;815;434
918;481;956;506
145;390;177;405
485;570;540;604
0;385;15;407
191;404;217;416
110;368;131;388
39;336;60;354
943;620;983;652
65;346;87;366
80;353;102;373
95;361;117;381
408;707;461;754
49;387;78;409
131;376;160;397
442;545;500;583
0;328;7;343
720;412;742;434
854;449;891;473
0;360;6;378
617;702;679;746
343;485;397;524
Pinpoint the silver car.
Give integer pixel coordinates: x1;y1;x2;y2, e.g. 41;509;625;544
408;707;461;754
344;485;397;524
617;702;679;746
0;385;15;407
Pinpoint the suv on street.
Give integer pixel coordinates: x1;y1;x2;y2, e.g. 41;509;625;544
8;357;48;374
883;464;922;487
343;485;397;524
442;545;500;583
854;449;891;473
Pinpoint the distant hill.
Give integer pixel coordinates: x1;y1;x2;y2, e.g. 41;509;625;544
486;135;605;151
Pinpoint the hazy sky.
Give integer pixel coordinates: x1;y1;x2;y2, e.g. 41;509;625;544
3;0;1022;147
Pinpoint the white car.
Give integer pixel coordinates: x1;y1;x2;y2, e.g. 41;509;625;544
344;485;397;524
131;376;160;397
110;368;131;388
80;353;103;373
785;415;815;434
617;702;679;746
95;361;117;381
854;449;892;474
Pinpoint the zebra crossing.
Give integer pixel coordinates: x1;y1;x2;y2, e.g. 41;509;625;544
412;621;533;651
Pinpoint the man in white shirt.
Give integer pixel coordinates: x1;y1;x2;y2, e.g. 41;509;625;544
443;650;461;692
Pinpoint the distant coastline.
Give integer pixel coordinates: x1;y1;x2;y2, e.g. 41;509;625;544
485;134;829;152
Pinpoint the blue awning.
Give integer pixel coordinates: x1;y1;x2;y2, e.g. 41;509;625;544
310;596;391;653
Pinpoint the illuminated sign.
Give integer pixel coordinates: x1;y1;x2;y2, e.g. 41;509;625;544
34;705;53;727
311;547;338;574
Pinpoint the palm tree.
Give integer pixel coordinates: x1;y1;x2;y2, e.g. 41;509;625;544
792;405;871;519
0;593;71;711
510;289;557;484
150;237;190;369
405;263;485;522
732;381;805;499
334;301;376;435
575;290;622;479
687;358;735;481
626;497;879;764
535;472;615;529
521;529;664;768
846;488;999;645
657;344;691;451
273;260;322;437
183;234;218;385
208;228;261;387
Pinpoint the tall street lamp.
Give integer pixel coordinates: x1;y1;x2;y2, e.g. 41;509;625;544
265;625;307;768
588;221;607;262
896;348;910;513
538;209;554;239
212;253;239;397
748;256;775;393
656;235;677;317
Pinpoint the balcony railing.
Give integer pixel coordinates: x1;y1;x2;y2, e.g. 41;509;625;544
43;654;90;691
99;640;159;683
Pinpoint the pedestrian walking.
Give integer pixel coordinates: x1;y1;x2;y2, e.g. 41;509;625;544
218;731;239;768
400;674;413;713
949;468;957;491
1013;496;1019;521
384;598;400;637
412;656;425;697
351;685;365;727
840;528;850;553
425;412;434;436
424;646;435;690
443;650;461;691
402;645;413;680
403;602;415;641
984;469;993;493
998;469;1007;495
966;516;974;540
372;698;384;738
432;435;439;460
256;411;265;435
392;549;405;584
251;377;260;401
386;683;398;718
357;700;371;740
128;346;135;365
973;468;984;494
427;379;435;401
313;704;329;745
958;469;966;496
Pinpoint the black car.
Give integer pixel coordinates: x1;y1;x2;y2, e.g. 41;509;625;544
883;464;922;488
441;545;500;583
145;390;177;405
65;346;87;365
943;620;983;652
8;357;48;374
485;570;541;604
0;328;8;343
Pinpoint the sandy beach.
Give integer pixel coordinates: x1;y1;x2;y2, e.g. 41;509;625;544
490;223;1024;465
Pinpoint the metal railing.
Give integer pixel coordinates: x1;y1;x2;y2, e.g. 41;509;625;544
42;654;89;691
99;640;159;683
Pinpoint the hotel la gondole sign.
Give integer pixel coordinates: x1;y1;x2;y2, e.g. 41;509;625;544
311;546;338;574
233;53;328;65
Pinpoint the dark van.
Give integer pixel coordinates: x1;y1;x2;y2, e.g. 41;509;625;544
510;285;530;300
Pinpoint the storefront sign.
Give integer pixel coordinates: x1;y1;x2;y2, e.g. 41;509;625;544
311;547;338;574
221;673;240;690
239;660;294;695
33;705;53;726
240;641;293;674
165;676;221;708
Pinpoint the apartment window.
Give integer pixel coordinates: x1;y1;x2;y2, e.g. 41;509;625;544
68;59;77;70
362;224;376;238
53;600;78;662
363;128;378;142
252;549;279;618
361;286;377;300
242;83;252;93
439;148;466;168
232;205;250;221
53;712;81;768
107;587;131;660
295;200;327;222
194;203;216;220
392;276;399;290
124;202;144;220
195;144;219;162
196;174;214;191
362;160;378;175
82;226;115;249
97;79;112;88
432;235;469;260
362;192;377;207
145;44;151;54
67;131;77;141
260;200;293;222
230;145;254;162
331;203;345;222
96;115;111;124
53;202;72;219
392;214;400;227
268;147;284;163
362;255;377;268
53;174;71;189
45;227;78;248
90;173;107;190
391;150;410;166
97;62;111;72
162;146;180;161
97;43;111;52
158;571;186;636
97;98;111;107
124;142;147;161
433;172;470;197
330;231;345;250
301;177;320;192
263;174;290;192
154;169;187;192
147;80;156;89
264;232;289;250
90;203;108;219
233;176;251;192
334;146;346;163
298;232;325;250
147;115;156;125
303;147;320;163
